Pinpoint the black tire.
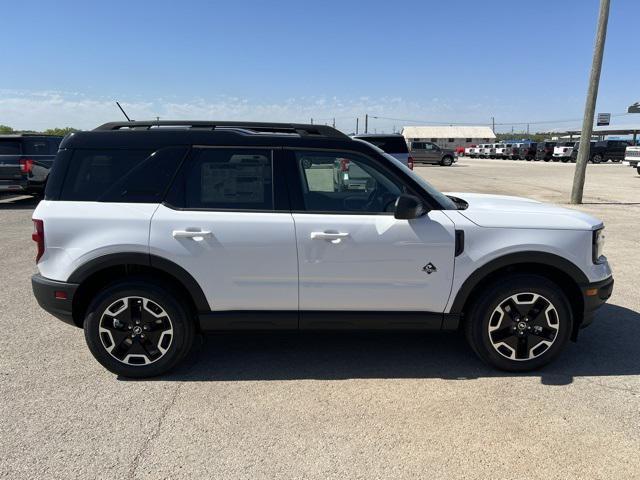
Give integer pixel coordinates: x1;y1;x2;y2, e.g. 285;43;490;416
83;277;195;378
440;156;453;166
591;154;603;164
464;274;572;372
637;166;640;175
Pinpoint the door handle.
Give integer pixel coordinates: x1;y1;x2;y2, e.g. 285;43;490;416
172;230;212;240
310;231;350;243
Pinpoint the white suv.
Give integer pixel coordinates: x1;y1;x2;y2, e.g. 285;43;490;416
32;121;614;377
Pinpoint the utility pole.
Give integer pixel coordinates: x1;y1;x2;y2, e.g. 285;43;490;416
356;117;359;134
332;117;335;128
571;0;610;204
491;116;495;134
310;118;313;125
365;114;368;134
527;124;530;137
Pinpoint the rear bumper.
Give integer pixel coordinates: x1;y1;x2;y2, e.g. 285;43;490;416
0;180;27;192
31;274;79;327
579;276;614;329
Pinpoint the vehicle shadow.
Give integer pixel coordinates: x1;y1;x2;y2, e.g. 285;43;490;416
0;195;39;210
138;303;640;385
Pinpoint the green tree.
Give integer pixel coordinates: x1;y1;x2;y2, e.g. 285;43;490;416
44;127;78;136
0;125;14;134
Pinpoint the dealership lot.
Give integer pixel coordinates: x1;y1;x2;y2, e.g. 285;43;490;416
1;158;639;479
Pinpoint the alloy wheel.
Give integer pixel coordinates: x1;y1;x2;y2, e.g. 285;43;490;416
98;297;174;365
487;292;560;361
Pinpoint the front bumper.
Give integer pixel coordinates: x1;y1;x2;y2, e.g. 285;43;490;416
31;274;79;327
579;276;614;330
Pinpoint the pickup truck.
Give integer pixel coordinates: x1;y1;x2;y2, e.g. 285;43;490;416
408;141;456;166
570;139;631;164
623;145;640;174
552;141;576;162
0;135;62;195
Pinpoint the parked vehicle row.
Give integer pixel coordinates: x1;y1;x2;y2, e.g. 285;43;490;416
0;134;62;195
31;120;612;377
465;139;633;163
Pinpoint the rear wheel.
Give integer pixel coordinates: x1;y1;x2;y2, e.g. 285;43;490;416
440;156;453;166
464;274;572;371
637;166;640;175
83;278;195;378
591;154;603;164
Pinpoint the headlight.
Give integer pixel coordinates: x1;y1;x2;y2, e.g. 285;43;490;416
593;228;605;263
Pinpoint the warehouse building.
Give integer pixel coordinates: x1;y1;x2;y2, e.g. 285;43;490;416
401;126;496;149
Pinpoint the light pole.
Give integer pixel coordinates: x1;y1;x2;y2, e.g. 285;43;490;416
571;0;611;204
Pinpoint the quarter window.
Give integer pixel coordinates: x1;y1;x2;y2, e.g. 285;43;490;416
60;147;186;202
295;151;405;214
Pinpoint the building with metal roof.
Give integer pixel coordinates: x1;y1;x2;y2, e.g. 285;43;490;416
401;126;496;149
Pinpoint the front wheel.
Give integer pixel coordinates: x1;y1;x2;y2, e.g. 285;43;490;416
591;154;603;164
83;278;195;378
637;166;640;175
440;156;453;166
464;274;572;371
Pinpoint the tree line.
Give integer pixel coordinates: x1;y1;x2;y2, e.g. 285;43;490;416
0;125;78;136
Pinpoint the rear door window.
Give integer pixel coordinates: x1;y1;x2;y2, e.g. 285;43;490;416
23;139;51;155
48;137;62;154
167;148;274;210
357;136;408;154
0;140;21;155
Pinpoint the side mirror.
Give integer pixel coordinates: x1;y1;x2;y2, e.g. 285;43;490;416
394;194;426;220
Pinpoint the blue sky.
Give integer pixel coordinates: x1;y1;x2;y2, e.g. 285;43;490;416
1;0;638;133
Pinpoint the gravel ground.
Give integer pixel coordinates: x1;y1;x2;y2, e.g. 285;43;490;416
1;158;639;479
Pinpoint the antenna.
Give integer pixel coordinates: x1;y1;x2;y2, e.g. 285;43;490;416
115;102;132;121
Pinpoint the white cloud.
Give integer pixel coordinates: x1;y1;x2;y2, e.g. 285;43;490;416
0;89;500;134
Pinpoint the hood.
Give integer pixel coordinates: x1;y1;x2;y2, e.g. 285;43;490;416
445;192;603;230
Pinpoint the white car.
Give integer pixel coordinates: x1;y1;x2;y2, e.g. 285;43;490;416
31;120;614;377
553;142;576;162
622;145;640;174
495;143;512;159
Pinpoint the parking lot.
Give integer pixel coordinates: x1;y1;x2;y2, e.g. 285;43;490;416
1;157;639;479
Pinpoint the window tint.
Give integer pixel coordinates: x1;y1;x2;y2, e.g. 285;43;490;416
295;151;405;214
356;136;408;154
0;140;21;155
100;146;188;203
48;137;62;154
60;147;185;202
177;149;273;210
23;139;50;155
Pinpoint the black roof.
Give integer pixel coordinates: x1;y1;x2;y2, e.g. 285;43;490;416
62;120;366;152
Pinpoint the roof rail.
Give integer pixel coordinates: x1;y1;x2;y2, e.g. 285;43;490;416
93;120;349;139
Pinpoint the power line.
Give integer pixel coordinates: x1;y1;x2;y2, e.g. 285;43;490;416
369;113;631;127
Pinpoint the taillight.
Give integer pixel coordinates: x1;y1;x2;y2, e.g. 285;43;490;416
408;156;414;170
339;158;350;172
20;158;34;174
32;219;44;262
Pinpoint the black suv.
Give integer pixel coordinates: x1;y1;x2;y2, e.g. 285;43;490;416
520;142;538;161
570;140;631;164
535;141;557;162
0;134;63;195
